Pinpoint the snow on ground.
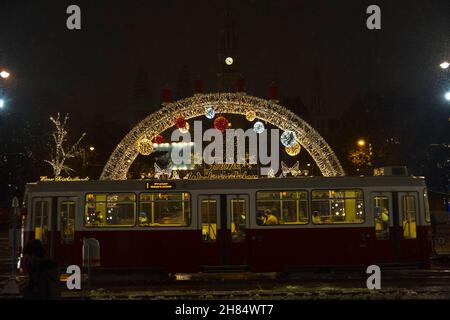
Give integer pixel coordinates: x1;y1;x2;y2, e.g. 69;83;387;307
61;284;450;300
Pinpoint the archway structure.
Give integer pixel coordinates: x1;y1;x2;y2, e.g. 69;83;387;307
100;93;345;180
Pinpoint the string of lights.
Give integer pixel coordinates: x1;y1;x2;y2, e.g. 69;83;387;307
100;93;345;180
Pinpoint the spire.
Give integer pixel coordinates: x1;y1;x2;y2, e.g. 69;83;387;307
219;4;238;54
175;65;192;100
217;3;242;92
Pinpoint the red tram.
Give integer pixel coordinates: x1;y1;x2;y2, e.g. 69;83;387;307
22;175;432;273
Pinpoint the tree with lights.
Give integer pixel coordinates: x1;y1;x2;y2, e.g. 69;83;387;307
348;141;373;173
45;113;86;178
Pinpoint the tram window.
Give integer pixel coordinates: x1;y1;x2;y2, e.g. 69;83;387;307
256;191;308;225
85;193;136;227
373;196;390;240
201;199;217;242
33;200;49;243
311;190;364;224
230;199;246;242
139;193;190;227
402;195;417;239
60;201;75;244
423;189;430;223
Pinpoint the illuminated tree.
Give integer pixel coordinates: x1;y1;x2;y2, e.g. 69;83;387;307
348;143;373;171
45;113;86;178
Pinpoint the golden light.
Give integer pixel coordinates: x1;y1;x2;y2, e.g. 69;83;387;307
357;139;366;147
0;70;10;79
285;141;301;156
245;110;256;122
137;138;153;155
89;146;95;151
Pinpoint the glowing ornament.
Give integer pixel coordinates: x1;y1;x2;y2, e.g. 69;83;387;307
179;122;190;134
171;171;180;179
154;163;172;179
245;110;256;122
281;130;297;147
281;161;301;177
205;106;215;119
214;116;229;133
137;138;153;155
267;168;276;178
153;134;164;144
175;116;187;128
253;121;265;134
285;141;301;156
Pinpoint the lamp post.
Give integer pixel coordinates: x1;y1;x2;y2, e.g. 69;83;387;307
0;68;11;109
1;197;20;295
439;61;449;101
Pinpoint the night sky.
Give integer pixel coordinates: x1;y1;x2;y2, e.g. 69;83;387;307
1;0;448;123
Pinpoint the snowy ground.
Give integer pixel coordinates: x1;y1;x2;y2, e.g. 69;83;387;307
2;270;450;300
62;284;450;300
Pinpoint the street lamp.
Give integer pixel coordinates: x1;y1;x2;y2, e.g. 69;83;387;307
0;70;10;79
445;91;450;101
440;61;449;70
89;146;95;151
357;139;366;147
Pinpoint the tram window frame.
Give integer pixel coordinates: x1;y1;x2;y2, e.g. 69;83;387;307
32;199;50;243
200;198;218;242
84;192;137;228
371;193;391;240
60;200;76;244
423;189;431;223
138;192;191;227
311;189;365;225
255;190;309;226
401;192;418;240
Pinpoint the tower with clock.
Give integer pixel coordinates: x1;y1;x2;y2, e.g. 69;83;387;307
217;6;242;92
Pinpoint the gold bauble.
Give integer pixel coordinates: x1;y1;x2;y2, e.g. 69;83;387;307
137;138;153;155
285;142;301;156
245;111;256;122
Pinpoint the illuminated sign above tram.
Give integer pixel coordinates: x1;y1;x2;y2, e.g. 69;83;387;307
145;181;176;190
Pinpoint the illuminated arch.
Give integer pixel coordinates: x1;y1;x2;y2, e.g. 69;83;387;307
100;93;345;180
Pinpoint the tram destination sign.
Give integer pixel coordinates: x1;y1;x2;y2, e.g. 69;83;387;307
145;181;176;190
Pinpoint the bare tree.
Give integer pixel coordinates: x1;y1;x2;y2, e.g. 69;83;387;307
45;113;86;178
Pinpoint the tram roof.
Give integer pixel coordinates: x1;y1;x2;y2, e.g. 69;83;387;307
25;176;427;193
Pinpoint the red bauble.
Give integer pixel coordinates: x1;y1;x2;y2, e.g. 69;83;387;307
214;116;229;133
153;135;164;144
175;116;187;128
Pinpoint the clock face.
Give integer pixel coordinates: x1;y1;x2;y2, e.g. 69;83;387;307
225;57;234;65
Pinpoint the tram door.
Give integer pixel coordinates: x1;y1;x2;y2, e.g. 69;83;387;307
199;194;250;268
56;197;77;264
31;197;52;252
370;192;396;263
370;192;420;264
398;192;419;261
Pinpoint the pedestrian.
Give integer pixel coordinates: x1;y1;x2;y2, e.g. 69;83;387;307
22;239;60;299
